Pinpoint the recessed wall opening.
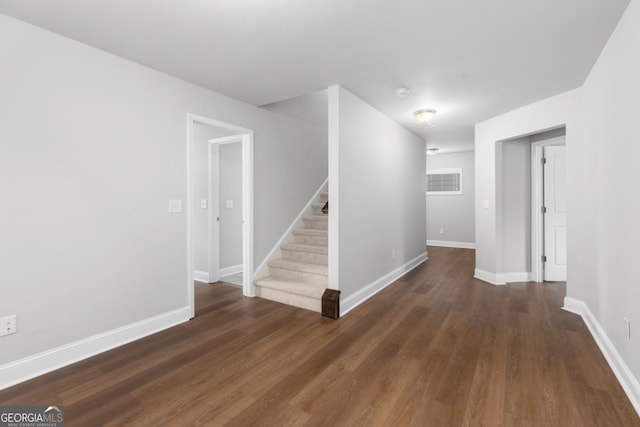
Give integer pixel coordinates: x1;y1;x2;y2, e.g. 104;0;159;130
496;126;566;283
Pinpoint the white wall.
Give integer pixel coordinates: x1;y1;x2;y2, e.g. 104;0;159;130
219;142;243;269
328;86;427;308
0;14;327;369
426;151;475;246
260;89;328;129
498;138;531;274
579;0;640;386
474;89;581;283
475;0;640;404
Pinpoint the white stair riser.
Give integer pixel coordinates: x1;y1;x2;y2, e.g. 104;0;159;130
302;218;328;230
281;249;328;265
293;234;328;246
268;266;327;286
255;286;321;312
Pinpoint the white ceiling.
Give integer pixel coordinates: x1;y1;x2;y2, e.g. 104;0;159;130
0;0;630;151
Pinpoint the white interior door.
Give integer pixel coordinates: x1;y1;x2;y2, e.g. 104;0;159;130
543;145;567;281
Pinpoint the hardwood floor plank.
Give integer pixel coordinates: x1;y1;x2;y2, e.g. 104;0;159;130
1;247;637;426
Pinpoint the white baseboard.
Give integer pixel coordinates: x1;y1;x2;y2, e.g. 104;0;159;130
341;252;428;316
193;270;210;283
563;297;640;416
474;269;532;285
219;264;243;277
0;307;190;390
427;239;476;249
474;268;506;285
562;297;583;315
501;272;531;283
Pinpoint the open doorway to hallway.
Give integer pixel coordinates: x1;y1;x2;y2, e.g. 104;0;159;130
209;136;244;287
497;127;566;283
186;113;254;319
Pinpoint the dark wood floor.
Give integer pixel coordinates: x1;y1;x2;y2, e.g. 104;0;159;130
2;247;638;426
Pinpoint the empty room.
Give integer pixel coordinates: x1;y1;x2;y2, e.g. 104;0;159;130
1;0;639;425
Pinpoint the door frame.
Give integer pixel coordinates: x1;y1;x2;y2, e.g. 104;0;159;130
530;136;565;282
186;113;254;319
207;135;244;284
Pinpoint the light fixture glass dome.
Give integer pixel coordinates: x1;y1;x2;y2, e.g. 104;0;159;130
414;109;437;127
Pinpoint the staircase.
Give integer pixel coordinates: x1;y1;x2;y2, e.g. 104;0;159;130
254;192;328;312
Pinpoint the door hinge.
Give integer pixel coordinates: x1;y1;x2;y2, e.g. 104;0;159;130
542;206;547;214
217;217;220;222
542;255;547;263
541;157;547;164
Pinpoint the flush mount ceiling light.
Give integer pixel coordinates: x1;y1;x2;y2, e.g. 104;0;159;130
426;148;440;156
414;108;437;128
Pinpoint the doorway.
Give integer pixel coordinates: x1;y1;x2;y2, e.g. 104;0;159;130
186;113;254;319
531;136;567;282
207;135;244;286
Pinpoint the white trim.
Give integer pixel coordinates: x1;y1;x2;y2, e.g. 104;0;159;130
187;113;254;312
208;135;244;145
207;140;220;284
340;252;428;316
563;297;640;416
328;85;340;291
254;178;328;280
427;239;476;249
186;115;195;318
501;272;531;283
0;307;190;390
242;131;255;297
193;270;210;283
474;268;506;285
474;269;532;284
562;297;583;315
429;147;475;155
219;264;243;277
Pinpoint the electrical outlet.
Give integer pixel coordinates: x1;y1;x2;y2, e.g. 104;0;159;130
439;228;445;235
624;317;631;341
391;248;396;260
0;315;17;337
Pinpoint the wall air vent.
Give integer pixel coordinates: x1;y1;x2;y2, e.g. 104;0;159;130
426;168;462;195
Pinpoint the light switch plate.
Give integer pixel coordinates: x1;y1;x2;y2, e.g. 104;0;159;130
225;200;233;209
0;315;17;337
201;199;208;209
168;199;182;213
